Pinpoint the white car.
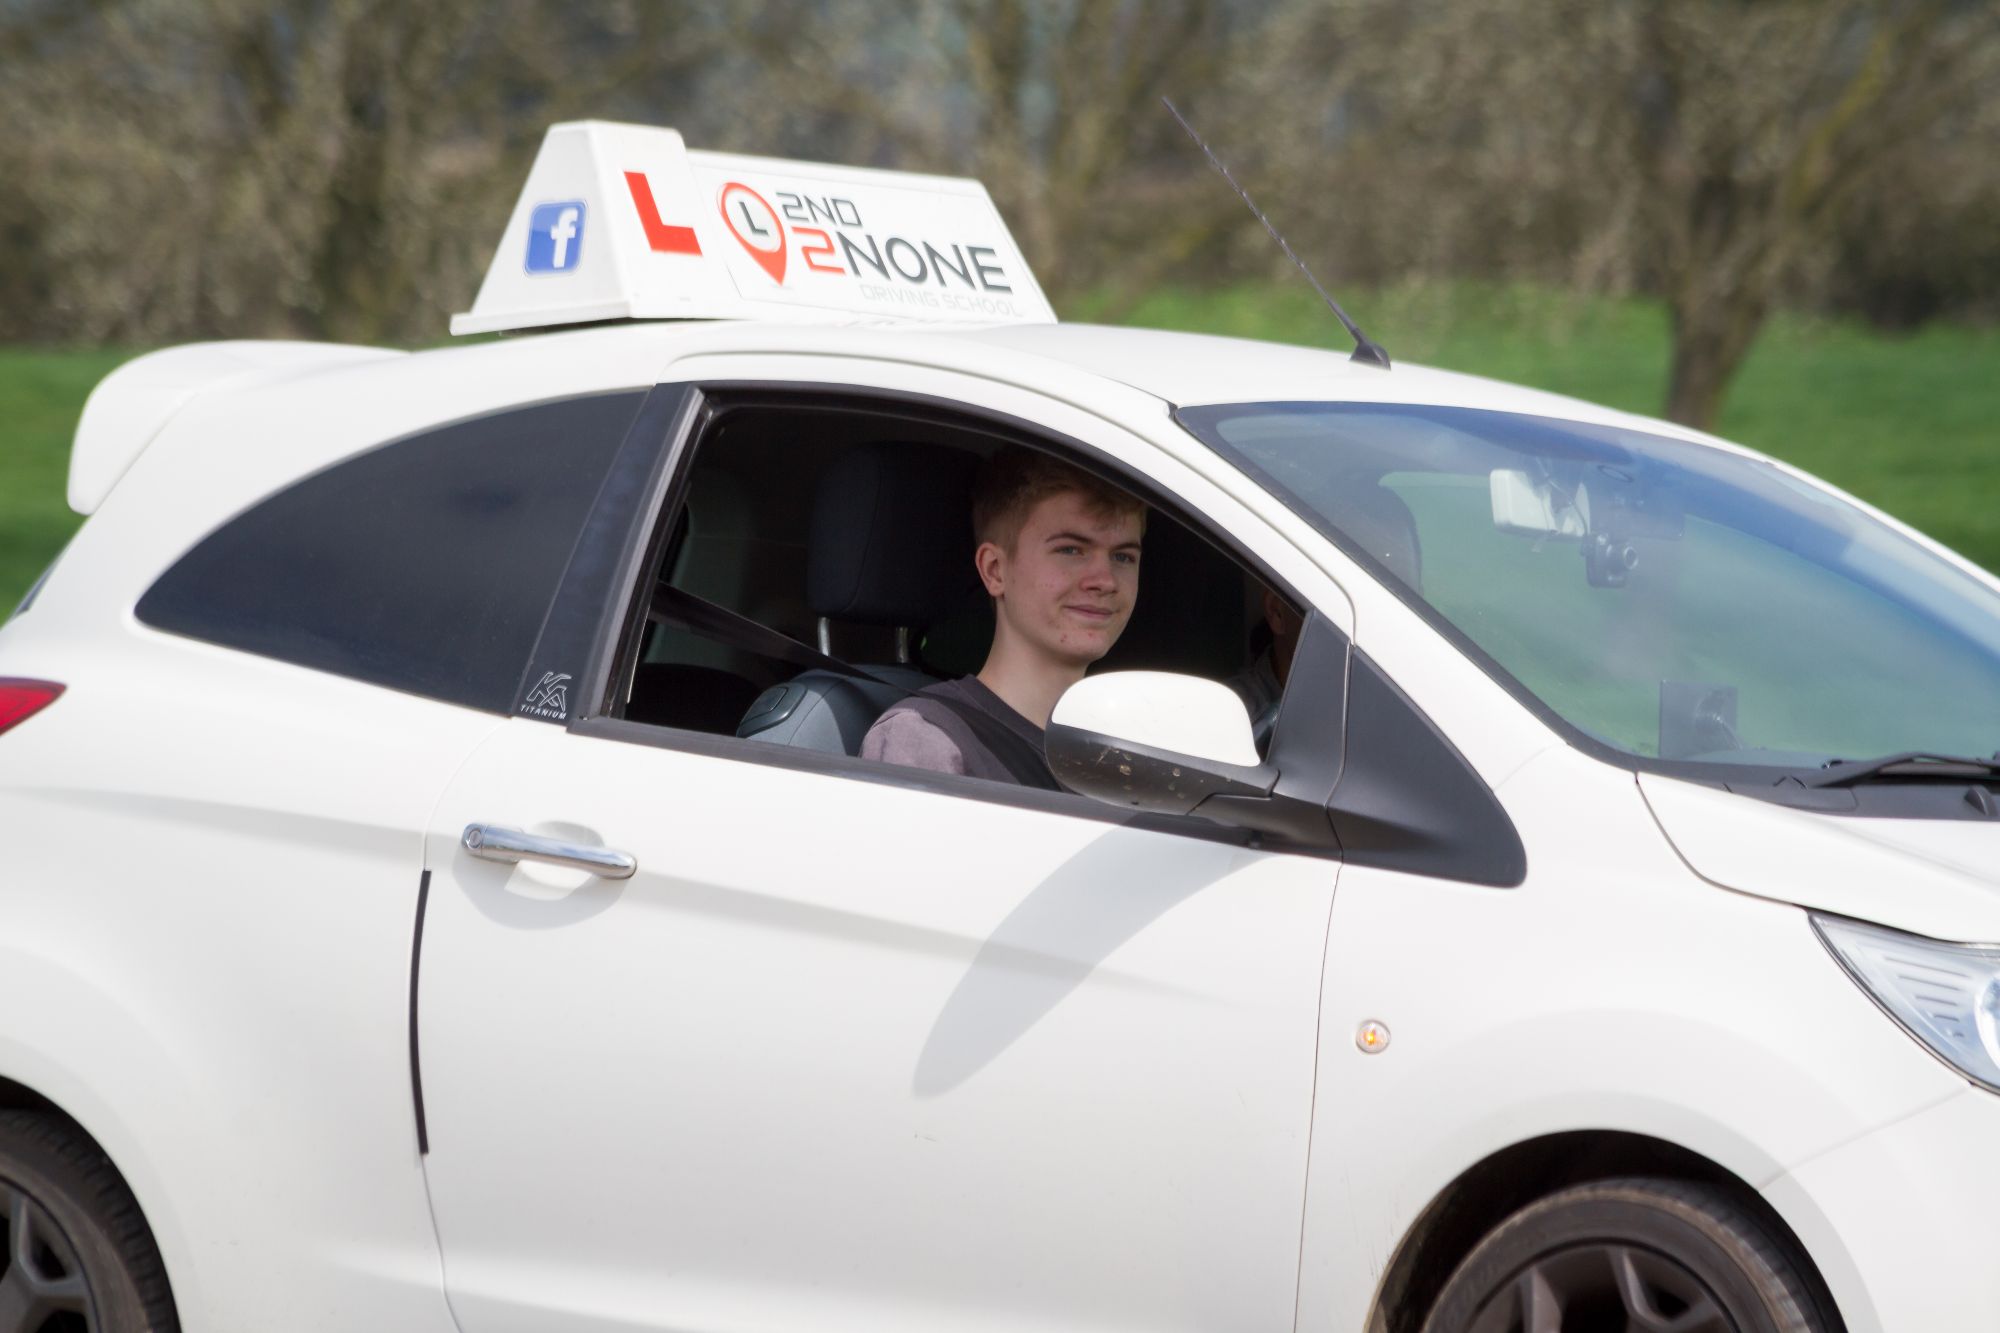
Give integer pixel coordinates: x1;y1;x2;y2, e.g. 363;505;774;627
2;122;1997;1333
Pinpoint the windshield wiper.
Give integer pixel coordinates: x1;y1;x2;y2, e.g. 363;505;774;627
1803;751;2000;788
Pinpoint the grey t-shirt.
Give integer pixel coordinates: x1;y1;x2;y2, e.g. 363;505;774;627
861;676;1052;785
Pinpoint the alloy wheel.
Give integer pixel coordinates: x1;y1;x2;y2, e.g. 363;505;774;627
1468;1241;1731;1333
0;1177;93;1333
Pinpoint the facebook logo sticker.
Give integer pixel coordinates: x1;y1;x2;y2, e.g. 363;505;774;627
525;201;586;274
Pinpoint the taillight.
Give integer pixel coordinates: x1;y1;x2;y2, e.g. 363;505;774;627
0;680;64;736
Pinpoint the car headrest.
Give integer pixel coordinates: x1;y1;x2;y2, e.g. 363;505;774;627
808;442;979;625
1333;483;1424;591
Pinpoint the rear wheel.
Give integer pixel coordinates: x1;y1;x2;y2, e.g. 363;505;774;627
1421;1178;1827;1333
0;1111;176;1333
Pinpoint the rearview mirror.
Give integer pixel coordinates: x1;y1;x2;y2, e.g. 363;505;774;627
1045;672;1269;816
1490;468;1590;539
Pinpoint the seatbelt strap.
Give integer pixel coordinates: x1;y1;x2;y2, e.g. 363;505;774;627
649;584;1062;791
649;584;876;684
918;692;1063;791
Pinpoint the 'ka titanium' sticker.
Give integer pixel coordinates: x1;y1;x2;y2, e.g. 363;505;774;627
522;671;573;721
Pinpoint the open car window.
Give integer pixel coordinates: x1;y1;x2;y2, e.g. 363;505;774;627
602;392;1301;783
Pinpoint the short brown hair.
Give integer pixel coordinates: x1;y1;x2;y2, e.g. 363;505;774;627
971;446;1146;552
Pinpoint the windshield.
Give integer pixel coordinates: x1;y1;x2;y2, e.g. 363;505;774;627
1179;401;2000;773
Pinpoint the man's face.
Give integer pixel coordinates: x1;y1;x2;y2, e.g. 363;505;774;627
980;490;1142;670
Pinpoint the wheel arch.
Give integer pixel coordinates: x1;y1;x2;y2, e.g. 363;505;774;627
1366;1129;1848;1333
0;1075;185;1328
0;1072;59;1113
0;1073;159;1224
0;961;206;1327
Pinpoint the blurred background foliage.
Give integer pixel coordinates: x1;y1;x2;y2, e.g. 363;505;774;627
2;0;1997;596
4;0;1997;425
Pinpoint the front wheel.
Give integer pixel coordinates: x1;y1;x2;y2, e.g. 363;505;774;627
1421;1178;1829;1333
0;1110;177;1333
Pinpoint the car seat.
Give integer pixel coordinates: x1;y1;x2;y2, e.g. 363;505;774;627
736;442;979;754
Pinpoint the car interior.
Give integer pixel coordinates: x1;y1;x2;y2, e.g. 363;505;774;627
612;395;1418;772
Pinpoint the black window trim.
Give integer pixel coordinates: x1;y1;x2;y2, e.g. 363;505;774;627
558;378;1333;849
137;386;652;717
517;382;706;724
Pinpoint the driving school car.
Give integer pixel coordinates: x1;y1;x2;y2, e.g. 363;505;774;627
2;121;1997;1333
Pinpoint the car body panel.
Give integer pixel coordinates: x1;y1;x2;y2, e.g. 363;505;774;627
66;340;404;515
0;605;501;1330
406;351;1362;1332
1763;1087;2000;1333
1;314;1994;1332
420;718;1335;1333
1297;745;1970;1332
956;323;1707;430
1640;772;2000;941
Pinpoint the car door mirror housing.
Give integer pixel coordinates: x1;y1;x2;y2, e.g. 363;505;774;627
1054;672;1262;768
1046;672;1273;817
1044;612;1523;881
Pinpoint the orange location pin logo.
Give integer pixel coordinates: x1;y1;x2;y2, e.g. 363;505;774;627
719;182;787;285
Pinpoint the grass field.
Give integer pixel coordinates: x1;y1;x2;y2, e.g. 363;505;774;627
3;284;1996;610
1;348;133;611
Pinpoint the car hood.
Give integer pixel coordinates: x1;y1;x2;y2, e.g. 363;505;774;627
1639;773;2000;943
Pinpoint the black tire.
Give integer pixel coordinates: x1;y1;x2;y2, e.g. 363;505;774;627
0;1110;177;1333
1421;1178;1828;1333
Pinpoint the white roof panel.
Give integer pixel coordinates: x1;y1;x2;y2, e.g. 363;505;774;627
951;323;1687;431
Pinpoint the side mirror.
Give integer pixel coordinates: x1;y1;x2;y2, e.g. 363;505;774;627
1043;614;1523;882
1045;672;1272;816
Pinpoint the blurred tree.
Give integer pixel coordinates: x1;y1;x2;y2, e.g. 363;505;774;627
1285;0;2000;428
0;0;1994;379
1614;1;2000;428
0;0;759;342
1819;43;2000;328
931;0;1241;297
720;0;1289;306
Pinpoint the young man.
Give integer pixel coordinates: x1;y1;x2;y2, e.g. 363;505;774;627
861;446;1145;788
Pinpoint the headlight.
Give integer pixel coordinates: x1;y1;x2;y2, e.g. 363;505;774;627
1813;913;2000;1092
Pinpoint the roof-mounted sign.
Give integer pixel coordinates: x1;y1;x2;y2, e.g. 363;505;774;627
452;121;1056;335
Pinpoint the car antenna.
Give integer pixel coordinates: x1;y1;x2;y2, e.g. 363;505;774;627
1162;96;1390;370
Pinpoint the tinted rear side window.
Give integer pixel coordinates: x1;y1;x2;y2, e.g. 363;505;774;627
138;392;645;712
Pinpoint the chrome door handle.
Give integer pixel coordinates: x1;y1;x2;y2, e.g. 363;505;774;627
461;824;637;880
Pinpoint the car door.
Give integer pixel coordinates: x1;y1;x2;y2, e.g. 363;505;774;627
415;363;1353;1333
